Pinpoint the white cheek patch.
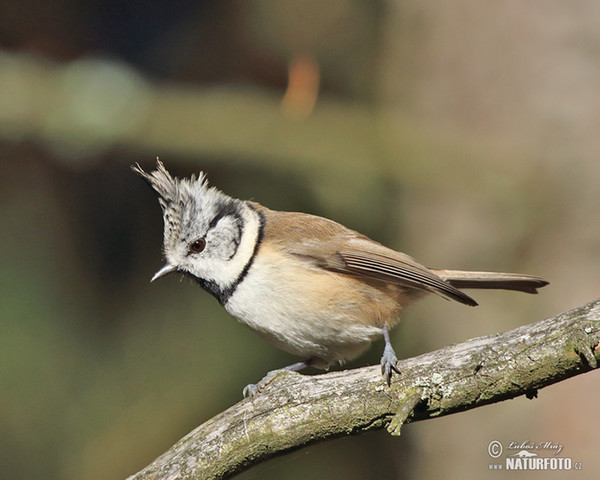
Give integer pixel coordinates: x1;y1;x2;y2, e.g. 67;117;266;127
207;216;241;260
191;205;261;289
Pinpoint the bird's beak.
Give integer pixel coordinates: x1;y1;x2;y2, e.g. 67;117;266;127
151;263;178;282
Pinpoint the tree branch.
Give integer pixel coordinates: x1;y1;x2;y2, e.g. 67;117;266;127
127;299;600;480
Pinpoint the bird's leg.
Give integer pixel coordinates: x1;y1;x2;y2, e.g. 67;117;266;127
243;360;311;399
380;325;401;386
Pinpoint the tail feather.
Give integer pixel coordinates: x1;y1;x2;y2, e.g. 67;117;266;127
432;270;549;295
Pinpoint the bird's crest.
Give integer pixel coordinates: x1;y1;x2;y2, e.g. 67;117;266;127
132;159;222;250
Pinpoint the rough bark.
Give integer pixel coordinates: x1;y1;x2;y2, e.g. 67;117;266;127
127;299;600;480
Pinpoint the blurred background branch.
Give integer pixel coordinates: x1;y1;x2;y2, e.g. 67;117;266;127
0;51;516;194
0;52;394;178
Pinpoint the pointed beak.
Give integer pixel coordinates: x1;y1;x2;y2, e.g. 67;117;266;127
151;263;178;282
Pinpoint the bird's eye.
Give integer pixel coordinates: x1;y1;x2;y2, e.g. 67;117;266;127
190;238;206;253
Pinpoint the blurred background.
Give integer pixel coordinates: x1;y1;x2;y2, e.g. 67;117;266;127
1;1;599;479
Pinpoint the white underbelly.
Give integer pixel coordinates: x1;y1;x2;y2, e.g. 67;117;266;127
224;254;384;366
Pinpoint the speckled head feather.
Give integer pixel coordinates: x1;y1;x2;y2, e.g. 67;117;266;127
132;159;236;256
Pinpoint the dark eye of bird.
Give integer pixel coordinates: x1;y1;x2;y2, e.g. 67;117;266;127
190;238;206;253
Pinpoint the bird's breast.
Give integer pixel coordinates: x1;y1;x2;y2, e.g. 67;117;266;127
224;244;406;365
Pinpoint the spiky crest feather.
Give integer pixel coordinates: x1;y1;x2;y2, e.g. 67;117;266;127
132;159;229;251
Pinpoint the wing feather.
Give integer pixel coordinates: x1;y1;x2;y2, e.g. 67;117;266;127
337;248;478;306
259;207;477;306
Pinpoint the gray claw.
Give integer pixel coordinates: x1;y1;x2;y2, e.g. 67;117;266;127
242;361;310;399
243;383;259;400
380;344;400;386
242;370;279;399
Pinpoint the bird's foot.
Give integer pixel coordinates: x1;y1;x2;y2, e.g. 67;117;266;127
380;343;401;386
243;360;310;399
243;370;280;400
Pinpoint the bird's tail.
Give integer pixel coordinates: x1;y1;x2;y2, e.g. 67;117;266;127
432;269;549;295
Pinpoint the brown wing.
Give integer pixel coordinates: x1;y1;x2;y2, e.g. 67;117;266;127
259;205;478;306
337;242;478;306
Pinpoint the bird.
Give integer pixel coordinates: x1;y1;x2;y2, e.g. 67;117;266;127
133;160;548;398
